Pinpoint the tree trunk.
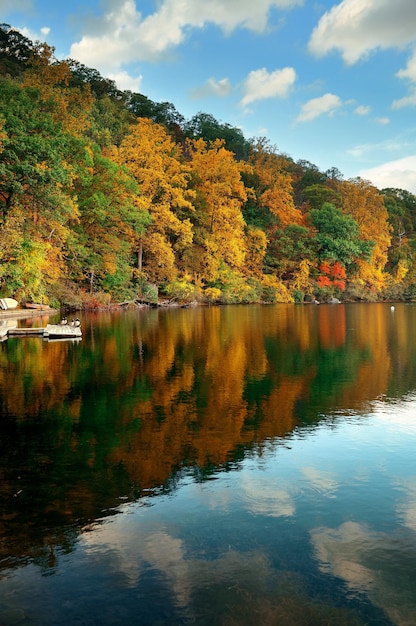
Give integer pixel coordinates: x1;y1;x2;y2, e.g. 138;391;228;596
138;242;143;271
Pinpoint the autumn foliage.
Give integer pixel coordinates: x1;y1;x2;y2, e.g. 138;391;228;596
1;25;416;305
317;261;346;291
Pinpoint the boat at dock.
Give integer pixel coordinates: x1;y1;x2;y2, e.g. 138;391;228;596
24;302;52;310
0;297;18;311
0;319;18;340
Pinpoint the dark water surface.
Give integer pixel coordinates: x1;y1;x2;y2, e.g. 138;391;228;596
1;303;416;625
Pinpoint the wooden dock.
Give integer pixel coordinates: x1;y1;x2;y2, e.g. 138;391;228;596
44;324;82;338
1;323;82;340
7;327;45;336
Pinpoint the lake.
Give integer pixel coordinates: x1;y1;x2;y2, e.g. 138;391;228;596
1;302;416;625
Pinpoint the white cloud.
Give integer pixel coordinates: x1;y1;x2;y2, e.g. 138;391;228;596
354;105;370;115
70;0;303;76
172;0;304;35
191;77;231;99
375;117;390;125
241;476;295;517
308;0;416;65
396;48;416;82
348;137;410;159
81;508;279;617
311;521;416;625
396;478;416;532
17;26;50;44
301;467;339;497
373;392;416;434
392;88;416;109
256;126;269;137
240;67;296;108
107;71;143;92
359;155;416;192
70;1;144;73
394;42;416;106
311;522;375;592
296;93;342;122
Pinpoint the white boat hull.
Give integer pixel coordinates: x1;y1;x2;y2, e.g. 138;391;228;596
0;319;17;339
0;297;18;310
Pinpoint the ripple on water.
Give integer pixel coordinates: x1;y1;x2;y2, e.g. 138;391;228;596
235;476;306;518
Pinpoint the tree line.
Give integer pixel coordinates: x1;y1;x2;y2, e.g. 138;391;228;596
1;23;416;307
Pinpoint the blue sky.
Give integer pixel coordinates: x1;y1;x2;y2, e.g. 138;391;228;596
2;0;416;193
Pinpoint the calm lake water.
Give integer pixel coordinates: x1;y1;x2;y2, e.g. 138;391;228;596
1;302;416;625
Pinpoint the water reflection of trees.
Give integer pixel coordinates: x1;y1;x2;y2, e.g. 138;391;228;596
0;303;415;571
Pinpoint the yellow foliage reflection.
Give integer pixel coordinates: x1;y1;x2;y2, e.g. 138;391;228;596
1;303;414;504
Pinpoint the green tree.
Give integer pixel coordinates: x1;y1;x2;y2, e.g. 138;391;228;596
72;143;150;298
382;188;416;289
303;183;341;211
0;78;75;224
266;224;313;280
184;112;250;160
309;202;373;269
338;178;391;293
126;93;185;134
382;188;415;248
66;59;121;99
0;78;86;300
0;23;35;77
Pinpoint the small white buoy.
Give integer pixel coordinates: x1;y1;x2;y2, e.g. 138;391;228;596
390;305;395;311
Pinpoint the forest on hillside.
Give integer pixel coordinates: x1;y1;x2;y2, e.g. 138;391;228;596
1;23;416;308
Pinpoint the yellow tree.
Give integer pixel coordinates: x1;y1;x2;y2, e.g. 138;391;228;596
110;118;194;282
244;225;267;277
243;140;309;296
186;138;249;281
338;178;392;293
249;139;303;229
23;43;93;137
